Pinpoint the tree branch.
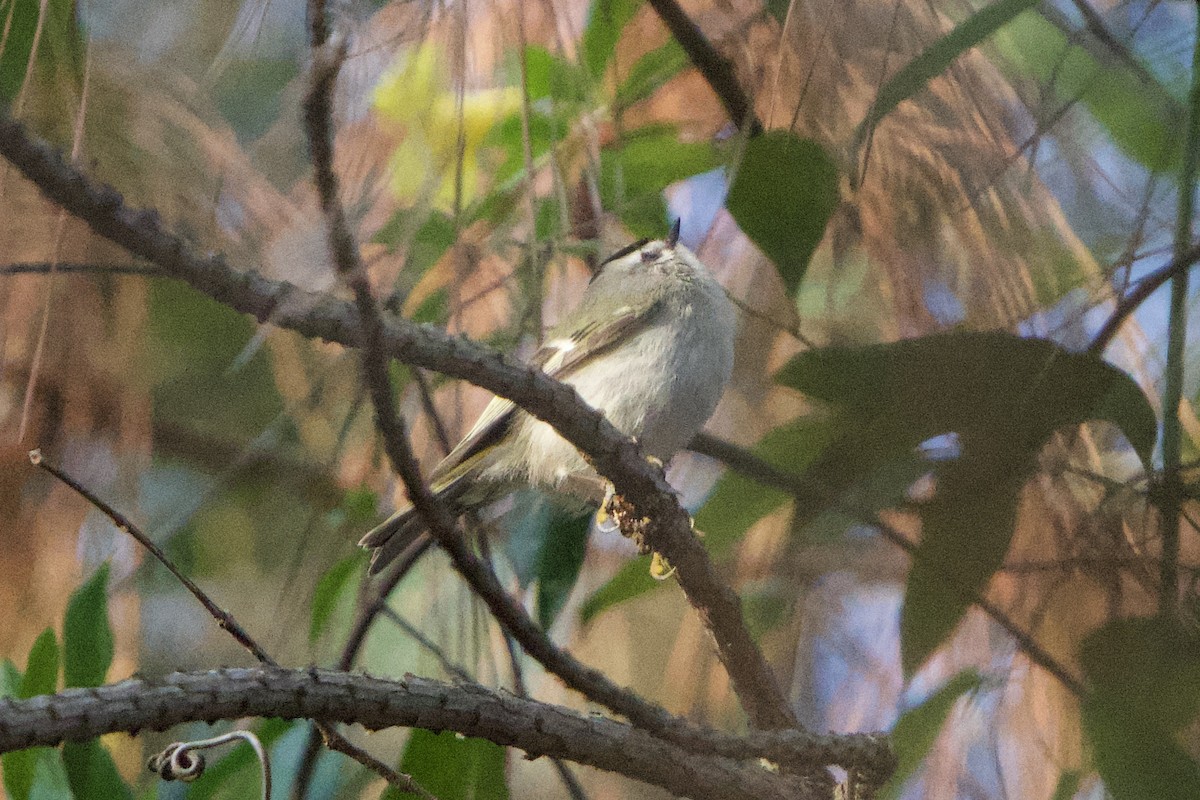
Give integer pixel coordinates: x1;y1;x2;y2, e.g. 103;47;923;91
0;668;821;800
0;110;796;734
646;0;762;135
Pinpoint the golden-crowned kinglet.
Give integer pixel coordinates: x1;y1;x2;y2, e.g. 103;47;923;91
360;220;736;573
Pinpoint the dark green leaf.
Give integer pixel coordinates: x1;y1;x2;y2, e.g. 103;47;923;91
374;209;457;275
581;0;643;80
1083;694;1200;800
341;487;380;526
614;39;689;109
580;556;657;623
880;670;983;799
763;0;791;25
535;508;593;629
310;554;363;643
726;131;839;296
63;564;113;689
212;57;298;142
386;729;509;800
62;742;131;800
776;332;1157;467
777;332;1156;673
901;454;1028;674
855;0;1038;150
411;288;449;325
149;280;284;443
1081;616;1200;732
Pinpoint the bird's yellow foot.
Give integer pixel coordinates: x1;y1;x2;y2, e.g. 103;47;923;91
649;551;675;580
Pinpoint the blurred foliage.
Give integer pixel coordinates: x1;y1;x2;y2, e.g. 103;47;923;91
3;0;1200;798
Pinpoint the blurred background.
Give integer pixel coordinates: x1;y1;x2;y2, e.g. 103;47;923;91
1;0;1198;797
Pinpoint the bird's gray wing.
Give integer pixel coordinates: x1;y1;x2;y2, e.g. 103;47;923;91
427;296;665;484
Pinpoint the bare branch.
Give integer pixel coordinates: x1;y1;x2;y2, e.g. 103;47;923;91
0;668;823;800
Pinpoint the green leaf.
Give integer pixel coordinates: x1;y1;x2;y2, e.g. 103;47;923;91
580;556;657;623
880;670;983;799
1050;770;1081;800
310;554;363;643
522;46;589;103
63;564;113;689
0;0;82;106
535;509;593;629
993;11;1183;173
581;0;643;80
855;0;1038;150
1081;617;1200;732
26;750;73;800
777;332;1156;467
902;453;1028;674
62;742;131;800
0;659;20;698
20;628;59;699
614;39;689;109
374;208;457;274
148;280;284;443
386;729;509;800
763;0;791;25
726;131;839;296
600;128;721;238
1083;694;1200;800
777;332;1157;673
411;288;449;325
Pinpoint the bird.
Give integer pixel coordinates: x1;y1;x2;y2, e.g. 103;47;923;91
360;220;736;574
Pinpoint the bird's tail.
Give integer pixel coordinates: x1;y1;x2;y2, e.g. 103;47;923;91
358;475;473;575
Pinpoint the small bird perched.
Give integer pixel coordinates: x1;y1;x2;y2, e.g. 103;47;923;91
360;220;736;574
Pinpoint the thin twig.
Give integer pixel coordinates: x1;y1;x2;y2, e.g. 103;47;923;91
0;261;158;276
1155;12;1200;618
30;450;275;664
1087;240;1200;354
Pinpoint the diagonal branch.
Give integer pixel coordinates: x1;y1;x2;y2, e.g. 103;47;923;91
0;668;822;800
645;0;762;135
0;109;795;733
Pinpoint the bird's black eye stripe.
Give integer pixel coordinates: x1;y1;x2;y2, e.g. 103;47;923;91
599;238;651;267
640;248;661;263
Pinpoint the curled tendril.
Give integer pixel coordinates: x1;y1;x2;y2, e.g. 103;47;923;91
148;730;270;799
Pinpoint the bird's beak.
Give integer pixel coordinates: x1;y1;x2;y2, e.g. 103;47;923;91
666;218;681;249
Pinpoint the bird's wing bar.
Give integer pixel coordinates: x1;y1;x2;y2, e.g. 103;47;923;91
428;298;664;483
